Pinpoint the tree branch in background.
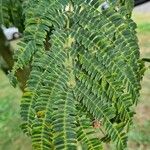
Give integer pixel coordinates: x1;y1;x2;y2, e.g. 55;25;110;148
0;27;29;91
134;0;150;6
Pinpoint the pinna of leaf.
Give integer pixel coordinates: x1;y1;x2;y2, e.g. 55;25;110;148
0;0;146;150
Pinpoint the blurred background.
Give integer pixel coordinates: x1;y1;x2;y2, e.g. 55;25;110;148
0;1;150;150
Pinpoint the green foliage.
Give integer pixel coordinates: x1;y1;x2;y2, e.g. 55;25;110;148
0;0;24;31
137;23;150;33
129;121;150;145
0;0;146;149
0;70;31;150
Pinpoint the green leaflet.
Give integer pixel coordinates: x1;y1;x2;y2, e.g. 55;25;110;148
77;113;102;150
1;0;146;149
